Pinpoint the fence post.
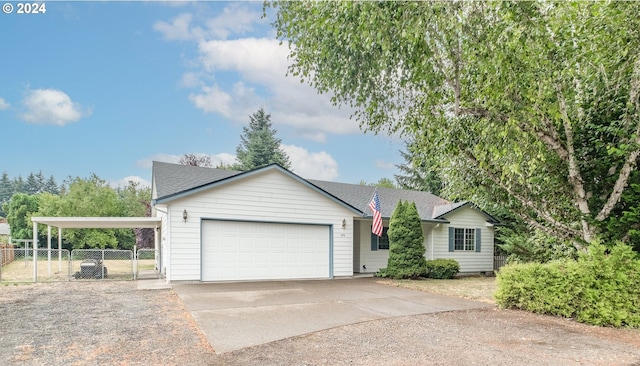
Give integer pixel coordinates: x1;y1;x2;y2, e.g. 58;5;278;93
133;245;137;280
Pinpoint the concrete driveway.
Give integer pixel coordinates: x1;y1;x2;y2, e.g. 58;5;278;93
172;277;491;353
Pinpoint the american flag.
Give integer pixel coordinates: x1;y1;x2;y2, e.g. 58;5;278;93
369;190;383;237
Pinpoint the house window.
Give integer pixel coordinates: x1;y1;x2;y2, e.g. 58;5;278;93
454;228;475;251
371;227;390;250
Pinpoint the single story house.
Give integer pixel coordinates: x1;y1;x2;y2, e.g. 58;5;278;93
152;161;500;282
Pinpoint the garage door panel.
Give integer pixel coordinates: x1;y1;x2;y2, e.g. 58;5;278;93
202;220;330;281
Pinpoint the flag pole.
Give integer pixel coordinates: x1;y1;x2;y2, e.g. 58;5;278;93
363;188;378;217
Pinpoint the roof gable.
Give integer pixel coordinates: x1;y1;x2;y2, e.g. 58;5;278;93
433;201;500;223
152;162;362;214
151;161;499;223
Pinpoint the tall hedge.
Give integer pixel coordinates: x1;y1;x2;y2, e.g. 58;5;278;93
495;242;640;327
383;200;427;279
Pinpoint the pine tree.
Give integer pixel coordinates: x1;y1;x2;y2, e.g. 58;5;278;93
235;108;291;171
385;200;427;279
394;141;443;196
0;172;12;216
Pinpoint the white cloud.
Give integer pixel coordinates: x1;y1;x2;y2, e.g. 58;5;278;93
154;13;201;41
282;144;338;181
0;97;10;110
205;4;262;40
154;5;262;42
155;5;363;143
136;153;181;169
189;84;234;116
110;176;151;189
20;88;90;126
375;160;396;170
193;37;359;140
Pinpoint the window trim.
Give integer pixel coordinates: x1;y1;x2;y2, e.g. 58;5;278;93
370;227;390;251
449;227;482;253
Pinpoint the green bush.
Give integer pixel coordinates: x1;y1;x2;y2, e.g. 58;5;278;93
495;242;640;328
384;201;427;279
424;259;460;279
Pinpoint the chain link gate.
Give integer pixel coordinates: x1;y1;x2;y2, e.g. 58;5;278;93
136;248;160;279
71;249;133;281
0;248;70;283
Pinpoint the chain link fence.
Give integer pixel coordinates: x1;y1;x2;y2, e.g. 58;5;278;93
136;248;160;279
0;248;141;283
71;249;134;281
0;248;70;283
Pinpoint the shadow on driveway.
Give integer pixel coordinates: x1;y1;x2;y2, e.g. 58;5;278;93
172;277;491;353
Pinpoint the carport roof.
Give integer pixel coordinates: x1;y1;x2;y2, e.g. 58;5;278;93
31;217;161;229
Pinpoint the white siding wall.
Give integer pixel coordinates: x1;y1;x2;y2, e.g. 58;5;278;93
356;220;435;273
163;170;356;281
356;207;494;273
433;208;495;272
357;219;390;273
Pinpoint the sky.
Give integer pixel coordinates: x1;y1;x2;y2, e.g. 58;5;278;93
1;1;405;188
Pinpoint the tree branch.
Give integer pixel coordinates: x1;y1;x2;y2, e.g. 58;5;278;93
463;149;582;238
596;57;640;221
557;91;593;241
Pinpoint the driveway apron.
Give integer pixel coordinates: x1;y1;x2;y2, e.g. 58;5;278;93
172;277;490;353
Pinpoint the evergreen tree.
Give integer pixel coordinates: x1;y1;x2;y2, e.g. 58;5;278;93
395;141;444;196
25;173;39;194
0;172;12;216
384;201;427;279
44;175;60;195
235;107;291;171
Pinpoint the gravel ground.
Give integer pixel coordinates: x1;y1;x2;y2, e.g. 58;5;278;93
1;281;639;366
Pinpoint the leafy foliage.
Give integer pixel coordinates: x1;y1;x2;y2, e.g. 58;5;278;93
0;171;60;216
269;1;640;250
2;193;39;239
179;154;213;168
380;200;427;279
495;242;640;327
423;259;460;279
235;107;291;171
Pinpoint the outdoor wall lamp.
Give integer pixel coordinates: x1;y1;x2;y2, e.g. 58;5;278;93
342;219;346;229
183;209;188;223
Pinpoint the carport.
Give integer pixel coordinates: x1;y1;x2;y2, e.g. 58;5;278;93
30;217;162;281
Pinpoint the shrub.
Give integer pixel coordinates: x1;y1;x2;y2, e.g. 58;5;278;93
424;259;460;279
495;242;640;328
384;201;427;279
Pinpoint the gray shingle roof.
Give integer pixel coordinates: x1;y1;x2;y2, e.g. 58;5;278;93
152;161;241;200
308;179;450;220
151;161;497;222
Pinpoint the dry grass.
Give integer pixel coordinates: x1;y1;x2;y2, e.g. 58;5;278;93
377;275;497;303
0;258;155;282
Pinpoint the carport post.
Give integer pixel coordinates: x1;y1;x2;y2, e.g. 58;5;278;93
133;244;137;280
58;227;62;272
32;222;37;282
47;225;51;277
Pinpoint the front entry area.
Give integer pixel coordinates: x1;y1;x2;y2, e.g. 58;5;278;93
200;220;331;281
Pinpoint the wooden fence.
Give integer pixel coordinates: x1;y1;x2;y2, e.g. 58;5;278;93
1;244;15;266
493;255;508;271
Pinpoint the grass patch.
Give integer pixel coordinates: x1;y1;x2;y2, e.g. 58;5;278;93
377;276;497;303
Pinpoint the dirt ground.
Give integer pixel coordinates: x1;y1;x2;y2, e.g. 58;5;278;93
1;280;639;366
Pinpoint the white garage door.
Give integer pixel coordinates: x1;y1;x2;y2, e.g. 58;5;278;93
201;220;331;281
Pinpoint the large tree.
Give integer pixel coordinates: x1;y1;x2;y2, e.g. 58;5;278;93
2;193;39;240
235;107;291;171
36;175;140;249
270;1;640;249
395;140;444;196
